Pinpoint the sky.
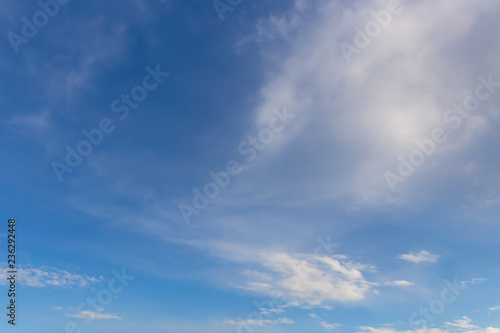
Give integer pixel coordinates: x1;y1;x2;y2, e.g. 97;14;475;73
0;0;500;332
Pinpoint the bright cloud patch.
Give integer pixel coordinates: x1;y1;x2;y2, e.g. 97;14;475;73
241;252;375;306
65;311;121;320
230;0;500;208
0;263;102;288
359;319;500;333
321;321;343;330
260;308;285;315
359;326;447;333
383;280;414;287
445;316;478;329
398;250;439;263
226;317;295;326
460;278;488;287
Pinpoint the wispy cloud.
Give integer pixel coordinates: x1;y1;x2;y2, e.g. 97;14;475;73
383;280;415;287
224;0;500;210
226;317;294;326
8;109;52;133
445;316;478;329
460;278;487;287
260;308;285;315
359;326;447;333
398;250;439;263
320;321;342;330
359;319;500;333
0;263;102;288
65;311;121;320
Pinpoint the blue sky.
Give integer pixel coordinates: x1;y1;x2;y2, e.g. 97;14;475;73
1;0;500;332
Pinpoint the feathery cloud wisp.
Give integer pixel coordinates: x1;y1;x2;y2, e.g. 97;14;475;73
398;250;439;263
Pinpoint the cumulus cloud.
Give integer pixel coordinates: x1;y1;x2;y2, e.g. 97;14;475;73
199;240;417;308
240;252;375;306
398;250;439;263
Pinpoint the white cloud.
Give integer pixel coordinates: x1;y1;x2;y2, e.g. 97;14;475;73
445;316;478;329
226;317;295;326
359;319;500;333
488;305;500;312
320;321;342;330
310;313;319;319
65;311;121;320
0;263;102;288
260;308;285;315
279;318;295;324
240;252;375;306
398;250;439;263
193;241;414;308
317;305;335;310
224;0;500;210
383;280;415;287
278;301;301;308
460;278;487;287
469;329;500;333
358;326;447;333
